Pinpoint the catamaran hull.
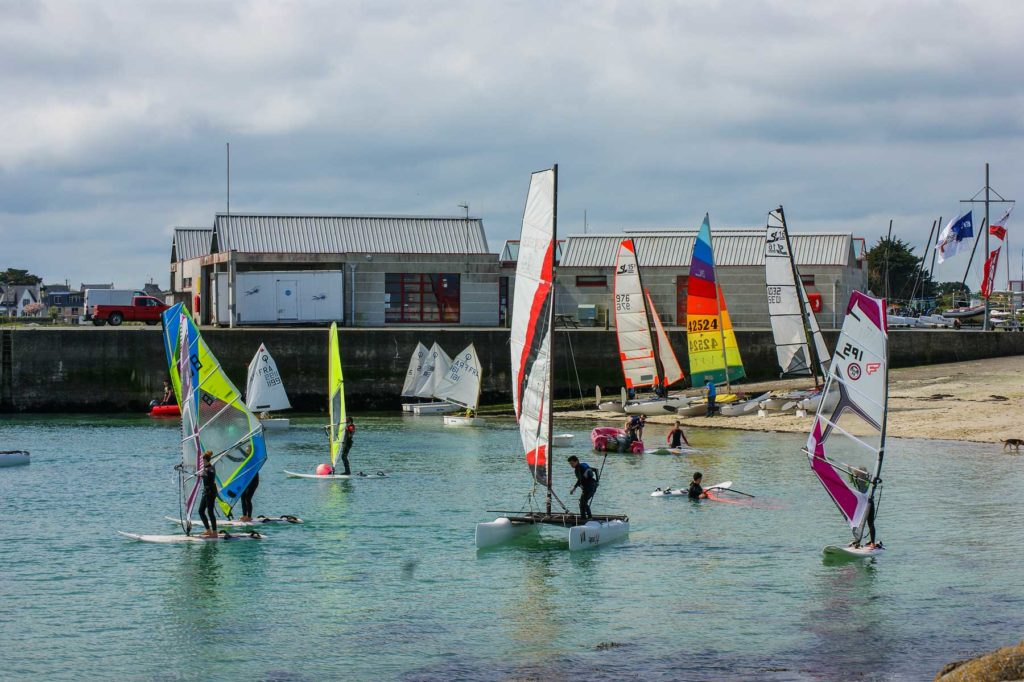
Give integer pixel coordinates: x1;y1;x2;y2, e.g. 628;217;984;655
823;544;884;559
552;434;575;447
475;517;538;548
674;394;739;416
411;402;459;415
623;397;692;416
0;451;30;467
443;416;487;427
260;418;290;430
598;401;626;413
118;531;264;543
568;519;629;551
719;393;772;417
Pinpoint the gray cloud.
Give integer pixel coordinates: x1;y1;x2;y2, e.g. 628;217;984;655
0;0;1021;289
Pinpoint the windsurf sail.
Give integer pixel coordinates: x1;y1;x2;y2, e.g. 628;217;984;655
613;239;685;390
804;291;888;543
414;343;452;399
686;214;745;387
433;344;482;411
511;167;557;489
328;322;346;468
401;342;430;397
161;304;267;530
245;343;291;412
765;207;830;379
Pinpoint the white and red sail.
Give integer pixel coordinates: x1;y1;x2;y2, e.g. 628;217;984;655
805;291;888;541
510;169;556;484
646;290;684;386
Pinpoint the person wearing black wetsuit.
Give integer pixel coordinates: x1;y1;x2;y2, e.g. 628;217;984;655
239;472;259;521
688;472;707;500
668;421;690;448
340;417;354;476
568;455;599;520
197;451;219;537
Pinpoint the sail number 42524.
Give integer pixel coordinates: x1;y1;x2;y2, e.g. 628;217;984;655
687;318;719;332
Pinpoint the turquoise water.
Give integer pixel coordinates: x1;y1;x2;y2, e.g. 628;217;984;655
1;414;1022;681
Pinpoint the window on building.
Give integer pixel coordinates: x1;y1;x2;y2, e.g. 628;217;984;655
385;273;461;323
498;276;509;327
800;274;815;287
576;275;608;288
183;277;193;288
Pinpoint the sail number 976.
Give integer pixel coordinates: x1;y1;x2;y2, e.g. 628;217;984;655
615;294;632;312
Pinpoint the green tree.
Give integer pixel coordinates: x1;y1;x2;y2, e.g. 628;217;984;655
865;237;934;302
0;268;42;285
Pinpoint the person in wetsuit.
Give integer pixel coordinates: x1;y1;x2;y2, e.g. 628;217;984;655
197;450;219;537
239;471;259;522
568;455;599;520
688;471;708;500
667;421;690;448
339;417;355;476
849;467;881;549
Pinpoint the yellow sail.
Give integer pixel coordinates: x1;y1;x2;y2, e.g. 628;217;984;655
328;322;346;467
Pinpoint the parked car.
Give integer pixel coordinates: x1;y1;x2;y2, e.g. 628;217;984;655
92;296;169;326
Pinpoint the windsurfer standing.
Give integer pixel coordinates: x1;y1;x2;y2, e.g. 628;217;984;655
849;467;881;549
688;472;708;500
239;472;259;522
568;455;599;520
198;451;219;537
339;417;355;476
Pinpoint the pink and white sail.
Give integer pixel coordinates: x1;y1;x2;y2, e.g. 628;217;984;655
805;291;888;540
510;169;556;484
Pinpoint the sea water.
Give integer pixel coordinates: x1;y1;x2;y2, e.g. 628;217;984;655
1;414;1021;681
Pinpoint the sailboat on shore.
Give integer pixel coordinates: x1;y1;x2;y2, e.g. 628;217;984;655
804;291;889;559
612;238;690;416
761;206;833;414
476;166;629;550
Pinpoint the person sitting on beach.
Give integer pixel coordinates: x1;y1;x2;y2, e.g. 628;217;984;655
667;421;690;448
688;472;708;500
568;455;599;520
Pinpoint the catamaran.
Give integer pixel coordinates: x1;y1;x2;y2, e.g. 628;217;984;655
246;343;292;429
804;291;888;559
676;214;745;416
612;238;690;416
285;323;386;480
760;206;832;414
400;342;430;411
476;165;629;551
410;343;460;415
121;303;268;542
438;344;486;426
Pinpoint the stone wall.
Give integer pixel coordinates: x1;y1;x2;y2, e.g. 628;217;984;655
2;327;1022;413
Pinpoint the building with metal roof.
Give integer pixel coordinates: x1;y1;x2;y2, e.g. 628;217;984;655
170;214;499;327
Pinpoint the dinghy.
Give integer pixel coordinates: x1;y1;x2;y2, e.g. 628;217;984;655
439;344;486;427
409;343;459;415
149;404;180;417
596;386;626;413
476;166;629;551
122;303;267;541
686;214;745;411
552;434;575;447
590;427;643;454
0;450;30;467
400;342;430;411
245;343;292;430
805;291;889;559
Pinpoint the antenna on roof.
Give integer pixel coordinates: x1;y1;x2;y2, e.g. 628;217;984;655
459;202;469;219
584;209;588;234
226;142;231;217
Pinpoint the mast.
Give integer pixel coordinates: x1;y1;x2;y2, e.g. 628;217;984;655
546;164;558;515
862;297;889;544
985;163;990;330
707;215;731;392
776;205;823;387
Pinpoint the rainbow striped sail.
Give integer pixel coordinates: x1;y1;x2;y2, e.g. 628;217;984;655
162;304;267;532
686;214;744;386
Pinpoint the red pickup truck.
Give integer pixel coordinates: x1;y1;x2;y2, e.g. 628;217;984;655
92;296;169;326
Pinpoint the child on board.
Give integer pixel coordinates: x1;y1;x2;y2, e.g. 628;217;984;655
688;472;709;500
568;455;599;520
198;451;219;537
667;421;690;448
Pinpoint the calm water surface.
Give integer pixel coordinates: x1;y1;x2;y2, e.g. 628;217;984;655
1;414;1021;681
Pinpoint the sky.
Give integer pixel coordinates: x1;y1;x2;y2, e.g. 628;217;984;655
1;0;1022;291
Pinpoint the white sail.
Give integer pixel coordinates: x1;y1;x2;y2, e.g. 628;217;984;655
415;343;452;399
511;168;556;483
401;342;430;397
646;290;685;386
433;344;482;410
245;343;292;412
614;239;659;388
765;212;830;377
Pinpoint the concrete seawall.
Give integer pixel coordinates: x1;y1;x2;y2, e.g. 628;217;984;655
2;327;1023;413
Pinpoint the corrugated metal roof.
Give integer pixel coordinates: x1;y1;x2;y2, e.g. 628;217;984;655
560;231;854;268
211;214;490;255
172;227;213;262
499;239;564;262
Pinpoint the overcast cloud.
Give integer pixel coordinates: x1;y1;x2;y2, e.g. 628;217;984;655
1;0;1022;289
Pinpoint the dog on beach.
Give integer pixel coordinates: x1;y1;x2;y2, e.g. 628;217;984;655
1002;439;1023;452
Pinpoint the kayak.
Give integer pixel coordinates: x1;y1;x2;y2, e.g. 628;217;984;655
149;404;180;417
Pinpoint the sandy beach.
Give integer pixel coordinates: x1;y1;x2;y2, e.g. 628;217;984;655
561;355;1024;444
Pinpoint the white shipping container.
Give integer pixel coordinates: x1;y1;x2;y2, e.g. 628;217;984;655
214;271;344;324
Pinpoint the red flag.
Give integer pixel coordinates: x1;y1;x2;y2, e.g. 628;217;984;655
982;247;1002;298
990;224;1007;241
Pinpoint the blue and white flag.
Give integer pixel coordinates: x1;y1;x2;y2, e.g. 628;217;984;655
935;211;974;263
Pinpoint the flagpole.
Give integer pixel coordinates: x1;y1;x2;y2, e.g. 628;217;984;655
985;163;990;330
